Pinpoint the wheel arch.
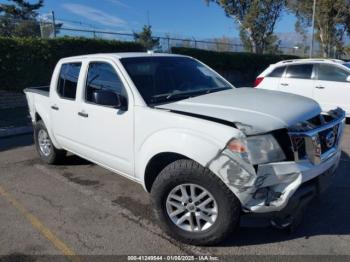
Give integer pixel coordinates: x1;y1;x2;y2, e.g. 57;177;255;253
136;129;225;192
35;112;42;122
33;107;61;149
144;152;189;192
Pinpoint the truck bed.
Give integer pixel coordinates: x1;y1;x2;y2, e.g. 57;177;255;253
24;86;51;123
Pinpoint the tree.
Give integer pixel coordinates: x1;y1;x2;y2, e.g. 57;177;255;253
133;25;159;50
0;0;43;37
213;36;232;52
294;20;309;56
264;34;282;54
288;0;350;58
39;16;63;38
205;0;285;54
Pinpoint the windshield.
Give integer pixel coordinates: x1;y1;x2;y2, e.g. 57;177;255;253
120;56;233;105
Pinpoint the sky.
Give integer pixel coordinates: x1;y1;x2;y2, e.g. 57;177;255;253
1;0;298;41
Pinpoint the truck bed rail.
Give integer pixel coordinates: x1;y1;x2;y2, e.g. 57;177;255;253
24;86;50;97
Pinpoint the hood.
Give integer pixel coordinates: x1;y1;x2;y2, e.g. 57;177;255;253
156;88;321;135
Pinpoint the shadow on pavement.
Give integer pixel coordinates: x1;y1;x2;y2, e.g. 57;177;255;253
57;154;93;166
0;134;93;166
220;150;350;247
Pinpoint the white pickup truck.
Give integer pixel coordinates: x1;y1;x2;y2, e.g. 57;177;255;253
25;53;345;245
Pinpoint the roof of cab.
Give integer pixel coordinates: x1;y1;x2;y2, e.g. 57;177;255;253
59;52;187;61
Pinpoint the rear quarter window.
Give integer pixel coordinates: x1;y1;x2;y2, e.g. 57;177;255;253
267;66;286;77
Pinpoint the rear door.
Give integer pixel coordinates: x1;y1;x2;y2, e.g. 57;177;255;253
278;64;315;99
314;63;350;114
259;65;286;90
51;62;82;149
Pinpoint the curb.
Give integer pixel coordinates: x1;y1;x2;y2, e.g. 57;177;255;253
0;126;33;138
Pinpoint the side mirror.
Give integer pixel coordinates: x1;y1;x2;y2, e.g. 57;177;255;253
346;75;350;82
92;90;128;110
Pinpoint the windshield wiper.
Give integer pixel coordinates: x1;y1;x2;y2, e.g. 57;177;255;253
204;87;231;94
164;87;230;100
166;89;200;100
150;87;231;105
151;89;205;102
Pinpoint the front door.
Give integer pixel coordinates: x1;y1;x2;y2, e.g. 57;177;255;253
76;60;134;176
314;63;350;114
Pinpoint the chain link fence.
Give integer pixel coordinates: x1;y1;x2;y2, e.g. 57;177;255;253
57;26;307;55
0;15;308;56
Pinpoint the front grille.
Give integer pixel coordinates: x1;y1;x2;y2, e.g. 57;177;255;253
272;129;294;161
290;136;306;160
319;125;339;152
288;108;345;164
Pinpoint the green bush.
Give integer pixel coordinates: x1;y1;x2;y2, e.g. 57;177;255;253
172;47;299;86
0;37;144;92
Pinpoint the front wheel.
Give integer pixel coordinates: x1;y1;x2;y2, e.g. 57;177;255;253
151;159;241;245
34;120;66;164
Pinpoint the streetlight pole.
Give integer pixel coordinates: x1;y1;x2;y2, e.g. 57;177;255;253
309;0;316;58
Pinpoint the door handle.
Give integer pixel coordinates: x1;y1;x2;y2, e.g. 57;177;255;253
316;86;325;89
280;83;289;86
78;111;89;118
51;105;59;111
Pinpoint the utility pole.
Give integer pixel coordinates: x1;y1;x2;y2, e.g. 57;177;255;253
92;25;97;38
167;36;170;53
192;37;197;49
147;10;150;26
51;10;56;38
309;0;316;58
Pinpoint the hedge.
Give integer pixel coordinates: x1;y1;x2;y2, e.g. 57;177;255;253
171;47;299;86
0;39;299;92
0;37;144;92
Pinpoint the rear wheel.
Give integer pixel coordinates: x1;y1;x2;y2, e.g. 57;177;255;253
34;120;66;164
151;159;241;245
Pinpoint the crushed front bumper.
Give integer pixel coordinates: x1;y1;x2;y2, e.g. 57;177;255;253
209;148;341;213
269;168;333;229
244;150;340;213
209;108;345;214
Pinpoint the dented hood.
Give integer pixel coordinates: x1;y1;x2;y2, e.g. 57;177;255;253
156;88;321;135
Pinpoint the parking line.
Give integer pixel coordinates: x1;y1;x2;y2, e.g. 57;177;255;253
0;185;79;261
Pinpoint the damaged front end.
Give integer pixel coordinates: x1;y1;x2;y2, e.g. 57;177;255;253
209;108;346;216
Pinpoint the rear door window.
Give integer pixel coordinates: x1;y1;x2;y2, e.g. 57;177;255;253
57;63;82;100
268;66;286;77
285;64;313;79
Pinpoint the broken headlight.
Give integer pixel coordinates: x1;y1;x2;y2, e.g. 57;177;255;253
226;134;286;165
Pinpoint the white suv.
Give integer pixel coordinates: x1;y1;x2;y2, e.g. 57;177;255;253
255;59;350;117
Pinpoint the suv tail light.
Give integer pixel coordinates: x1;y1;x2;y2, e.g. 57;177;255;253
254;77;264;87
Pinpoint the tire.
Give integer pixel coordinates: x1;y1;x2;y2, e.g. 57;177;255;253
34;120;66;164
151;159;241;246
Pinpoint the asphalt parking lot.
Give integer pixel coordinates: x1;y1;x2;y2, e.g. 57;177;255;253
0;126;350;260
